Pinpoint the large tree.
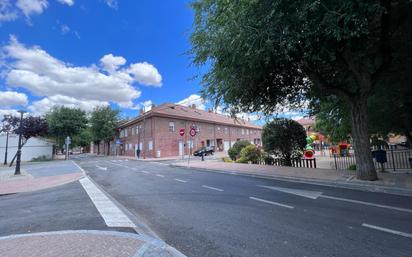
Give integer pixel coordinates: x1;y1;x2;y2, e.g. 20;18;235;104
90;106;119;155
190;0;412;180
46;107;88;149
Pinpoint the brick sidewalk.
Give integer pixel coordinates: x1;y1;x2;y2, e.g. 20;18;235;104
172;160;412;196
0;230;185;257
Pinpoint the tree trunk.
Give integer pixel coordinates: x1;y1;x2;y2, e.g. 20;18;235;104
107;141;110;156
97;142;100;155
348;96;378;180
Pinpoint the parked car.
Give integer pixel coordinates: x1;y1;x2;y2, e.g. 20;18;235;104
193;146;214;156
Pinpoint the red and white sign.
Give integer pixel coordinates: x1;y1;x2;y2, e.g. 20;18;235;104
179;128;185;136
189;128;196;137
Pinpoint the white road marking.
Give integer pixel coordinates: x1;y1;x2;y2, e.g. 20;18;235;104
79;177;135;228
249;197;294;209
174;179;187;183
95;165;107;171
258;185;323;199
320;195;412;213
141;170;149;174
202;185;224;192
362;223;412;238
156;174;165;178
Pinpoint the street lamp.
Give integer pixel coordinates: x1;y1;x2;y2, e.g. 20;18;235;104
2;115;10;165
14;110;26;175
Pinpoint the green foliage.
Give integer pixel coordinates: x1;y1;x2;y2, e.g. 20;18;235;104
237;144;261;164
262;118;306;166
228;140;251;161
3;115;48;141
221;157;233;163
46;107;87;147
90;106;119;144
72;127;93;148
30;155;52;162
348;164;357;171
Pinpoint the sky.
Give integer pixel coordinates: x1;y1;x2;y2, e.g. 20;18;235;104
0;0;305;123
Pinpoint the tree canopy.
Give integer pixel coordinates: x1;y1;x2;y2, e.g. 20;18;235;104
262;118;307;166
46;107;88;148
190;0;412;180
90;106;119;155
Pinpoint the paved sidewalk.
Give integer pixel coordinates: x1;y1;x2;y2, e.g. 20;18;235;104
172;160;412;196
0;230;185;257
0;161;84;195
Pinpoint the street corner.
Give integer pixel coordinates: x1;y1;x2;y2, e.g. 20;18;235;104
0;161;85;195
0;230;185;257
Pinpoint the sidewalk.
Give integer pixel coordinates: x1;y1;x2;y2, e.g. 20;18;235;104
0;160;84;195
0;230;185;257
171;160;412;196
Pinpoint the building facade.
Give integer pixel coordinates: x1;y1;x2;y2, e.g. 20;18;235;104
0;134;54;162
115;103;262;158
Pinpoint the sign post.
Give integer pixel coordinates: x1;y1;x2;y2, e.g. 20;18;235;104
65;136;71;160
187;126;197;166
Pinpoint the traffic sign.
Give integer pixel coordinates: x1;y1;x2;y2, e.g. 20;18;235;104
179;128;185;136
189;128;196;137
65;136;71;145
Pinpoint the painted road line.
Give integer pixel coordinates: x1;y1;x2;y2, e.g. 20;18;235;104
174;179;187;183
249;197;294;209
156;174;165;178
320;195;412;213
141;170;149;174
79;177;135;228
95;165;107;171
202;185;224;192
362;223;412;238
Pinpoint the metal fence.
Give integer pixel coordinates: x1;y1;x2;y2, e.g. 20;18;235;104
264;157;317;168
333;149;412;171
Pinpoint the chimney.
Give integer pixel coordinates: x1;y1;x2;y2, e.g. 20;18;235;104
191;104;196;109
140;109;144;115
208;109;212;113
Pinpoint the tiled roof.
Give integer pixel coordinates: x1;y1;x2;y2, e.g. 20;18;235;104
295;117;315;126
120;103;262;129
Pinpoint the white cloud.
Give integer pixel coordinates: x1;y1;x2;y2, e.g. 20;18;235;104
16;0;48;17
0;0;18;22
3;36;143;108
129;62;162;87
176;94;206;110
60;24;70;34
100;54;126;74
0;91;28;107
28;95;108;114
104;0;117;9
0;108;19;120
58;0;73;6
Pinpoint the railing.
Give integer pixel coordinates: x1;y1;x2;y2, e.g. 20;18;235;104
333;149;412;171
264;157;317;168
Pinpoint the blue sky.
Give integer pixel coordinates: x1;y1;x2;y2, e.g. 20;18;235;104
0;0;207;118
0;0;305;123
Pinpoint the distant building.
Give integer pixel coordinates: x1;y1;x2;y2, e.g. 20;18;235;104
113;103;262;158
0;134;54;162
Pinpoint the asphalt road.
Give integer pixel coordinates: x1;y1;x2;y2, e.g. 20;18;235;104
74;155;412;257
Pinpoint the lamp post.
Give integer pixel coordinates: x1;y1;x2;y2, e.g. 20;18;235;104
14;110;26;175
2;115;10;165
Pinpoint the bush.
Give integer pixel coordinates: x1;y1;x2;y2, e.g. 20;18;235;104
31;155;52;162
222;157;233;163
348;164;357;171
237;144;261;164
228;140;252;161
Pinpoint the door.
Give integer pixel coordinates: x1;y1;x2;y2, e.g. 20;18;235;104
134;144;138;157
179;140;184;156
224;141;230;152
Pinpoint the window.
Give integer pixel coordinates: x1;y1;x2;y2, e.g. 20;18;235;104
217;126;221;131
125;129;128;137
132;127;135;135
148;140;153;150
169;122;175;132
208;125;213;133
120;129;125;138
224;127;228;134
241;129;244;135
246;129;249;135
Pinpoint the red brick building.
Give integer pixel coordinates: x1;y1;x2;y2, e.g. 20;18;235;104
114;103;262;158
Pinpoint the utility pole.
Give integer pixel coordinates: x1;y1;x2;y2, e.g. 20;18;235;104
142;106;146;159
14;110;26;176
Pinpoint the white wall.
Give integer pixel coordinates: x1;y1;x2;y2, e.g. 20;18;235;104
0;134;53;162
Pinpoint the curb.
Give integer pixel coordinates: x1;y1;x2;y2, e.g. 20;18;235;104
170;164;412;197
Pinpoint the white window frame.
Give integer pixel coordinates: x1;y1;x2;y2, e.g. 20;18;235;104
169;121;175;132
148;140;153;150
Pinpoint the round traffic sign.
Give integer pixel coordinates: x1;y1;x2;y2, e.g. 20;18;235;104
179;128;185;136
189;128;196;137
